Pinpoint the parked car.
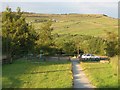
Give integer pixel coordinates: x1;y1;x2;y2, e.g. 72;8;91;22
81;54;100;61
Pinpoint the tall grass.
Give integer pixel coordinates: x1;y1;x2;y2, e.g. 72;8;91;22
110;56;118;75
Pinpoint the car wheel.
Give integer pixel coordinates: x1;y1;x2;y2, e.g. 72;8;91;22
96;58;99;61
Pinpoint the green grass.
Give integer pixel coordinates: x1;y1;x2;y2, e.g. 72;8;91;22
2;59;72;88
51;16;117;37
1;14;118;37
110;56;118;75
80;59;118;88
25;14;118;38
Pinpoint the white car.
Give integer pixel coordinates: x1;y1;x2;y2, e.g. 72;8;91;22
81;54;100;60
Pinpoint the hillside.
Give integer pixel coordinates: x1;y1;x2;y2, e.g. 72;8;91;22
0;13;118;38
25;14;118;38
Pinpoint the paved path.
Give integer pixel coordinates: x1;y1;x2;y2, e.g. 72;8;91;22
71;58;95;88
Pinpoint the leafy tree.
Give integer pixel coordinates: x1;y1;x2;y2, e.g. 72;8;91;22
72;35;82;55
2;7;37;61
104;30;118;57
35;20;53;54
54;34;110;56
62;39;75;54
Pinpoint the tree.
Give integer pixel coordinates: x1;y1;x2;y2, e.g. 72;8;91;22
62;39;75;54
72;35;82;55
2;7;37;61
35;20;53;54
104;30;118;57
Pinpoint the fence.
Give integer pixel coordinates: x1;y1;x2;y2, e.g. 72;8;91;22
44;56;71;61
2;54;72;64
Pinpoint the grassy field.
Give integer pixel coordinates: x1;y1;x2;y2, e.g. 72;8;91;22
2;59;72;88
0;13;118;37
80;56;118;88
25;14;118;38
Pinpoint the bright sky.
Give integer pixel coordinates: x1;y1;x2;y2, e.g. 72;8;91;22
0;0;119;18
1;0;119;2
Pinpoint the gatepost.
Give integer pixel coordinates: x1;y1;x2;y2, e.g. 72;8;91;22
40;50;43;61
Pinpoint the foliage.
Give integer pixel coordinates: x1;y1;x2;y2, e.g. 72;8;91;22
53;32;118;57
54;34;108;56
54;34;76;55
104;30;118;57
2;7;37;58
35;20;53;54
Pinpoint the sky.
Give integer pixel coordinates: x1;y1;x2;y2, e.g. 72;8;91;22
0;1;119;18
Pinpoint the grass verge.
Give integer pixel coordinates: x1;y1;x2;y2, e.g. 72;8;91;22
80;57;118;88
